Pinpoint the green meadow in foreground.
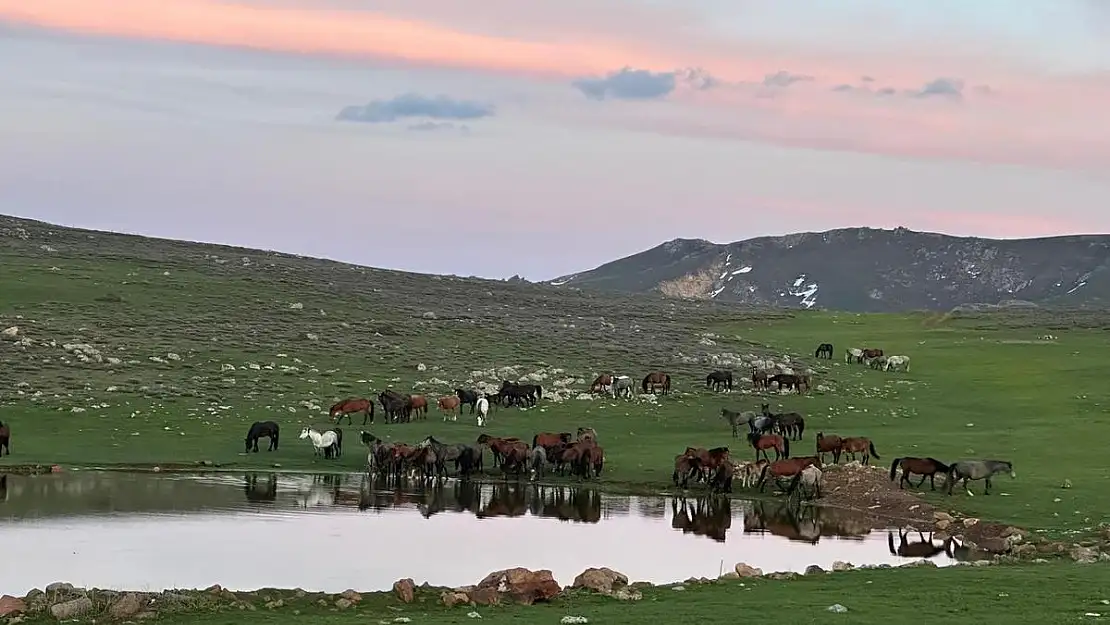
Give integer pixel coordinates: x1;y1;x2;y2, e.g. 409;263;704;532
77;563;1110;625
3;217;1110;538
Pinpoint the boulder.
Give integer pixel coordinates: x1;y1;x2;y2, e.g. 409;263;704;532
0;596;27;618
476;568;561;605
393;578;415;604
466;587;500;606
440;592;470;608
734;563;763;578
108;593;145;620
49;598;93;620
571;568;628;595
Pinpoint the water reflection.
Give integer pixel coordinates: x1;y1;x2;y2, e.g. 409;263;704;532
888;529;961;561
0;470;964;595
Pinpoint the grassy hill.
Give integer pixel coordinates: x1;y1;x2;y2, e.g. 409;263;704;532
3;214;1110;538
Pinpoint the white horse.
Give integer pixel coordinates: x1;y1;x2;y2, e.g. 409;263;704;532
299;427;338;458
611;375;633;399
476;396;489;427
845;348;863;364
787;465;824;502
884;355;911;372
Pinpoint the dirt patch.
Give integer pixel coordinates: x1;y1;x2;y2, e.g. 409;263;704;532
815;462;1028;556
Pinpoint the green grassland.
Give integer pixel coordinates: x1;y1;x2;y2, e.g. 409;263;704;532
3;217;1110;538
21;563;1110;625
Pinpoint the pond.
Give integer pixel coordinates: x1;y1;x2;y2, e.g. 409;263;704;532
0;470;962;595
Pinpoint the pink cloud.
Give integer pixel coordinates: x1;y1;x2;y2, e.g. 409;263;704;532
3;0;1108;171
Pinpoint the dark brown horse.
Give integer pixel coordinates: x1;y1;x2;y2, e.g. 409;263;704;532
751;369;769;391
0;421;9;457
683;446;731;481
589;374;613;393
888;529;947;558
841;437;881;465
330;398;374;425
768;373;806;393
641;371;672;395
706;370;733;392
747;432;789;461
477;434;525;466
814;343;834;359
761;404;805;440
578;443;605;479
890;457;949;490
672;497;732;543
862;348;884;361
756;456;821;492
672;454;698;488
815;432;843;464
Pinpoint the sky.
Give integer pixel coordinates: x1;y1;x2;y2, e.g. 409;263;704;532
2;1;1109;280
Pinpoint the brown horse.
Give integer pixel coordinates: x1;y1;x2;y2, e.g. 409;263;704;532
683;446;731;481
747;432;789;461
589;374;613;393
815;432;843;464
672;454;698;488
751;369;768;391
641;371;672;395
768;374;805;393
757;456;821;492
862;348;884;362
477;434;525;466
576;427;598;444
408;394;429;420
437;395;461;421
889;457;950;490
0;421;9;456
500;445;530;477
533;431;572;451
841;437;881;465
329;398;374;426
578;443;605;479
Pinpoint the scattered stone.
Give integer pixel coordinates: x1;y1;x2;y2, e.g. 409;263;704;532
334;598;352;610
476;568;561;605
571;567;628;595
831;561;854;572
0;596;26;618
340;590;361;603
393;578;415;604
805;565;826;575
1;327;18;339
734;563;763;578
827;603;849;613
49;597;93;620
561;617;589;625
264;600;284;609
1071;545;1100;564
962;518;980;527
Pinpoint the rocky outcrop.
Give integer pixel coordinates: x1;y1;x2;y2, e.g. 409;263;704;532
475;568;562;605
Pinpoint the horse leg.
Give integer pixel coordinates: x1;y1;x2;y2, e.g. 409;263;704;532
983;477;992;495
928;473;936;490
963;478;974;497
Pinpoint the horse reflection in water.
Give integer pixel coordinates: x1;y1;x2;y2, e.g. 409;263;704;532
243;473;278;503
670;496;732;542
742;501;872;544
0;474;7;503
353;479;602;524
888;528;966;561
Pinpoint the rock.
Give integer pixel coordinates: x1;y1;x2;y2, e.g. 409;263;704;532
734;563;763;578
719;572;739;580
108;593;145;619
49;598;92;620
935;519;951;531
571;568;628;594
933;511;953;522
1;327;18;338
0;596;26;618
1070;545;1100;564
831;561;854;572
962;517;980;527
334;598;352;610
477;568;561;605
340;590;361;603
393;578;416;604
805;565;826;575
611;588;642;601
264;600;284;609
422;311;437;319
827;603;849;613
441;592;471;608
466;588;500;606
45;583;75;595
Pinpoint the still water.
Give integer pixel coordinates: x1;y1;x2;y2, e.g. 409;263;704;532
0;471;959;595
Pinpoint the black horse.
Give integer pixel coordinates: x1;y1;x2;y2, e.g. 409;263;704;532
706;370;733;392
378;391;410;423
0;420;9;456
814;343;834;359
500;381;541;407
244;421;280;453
455;388;480;414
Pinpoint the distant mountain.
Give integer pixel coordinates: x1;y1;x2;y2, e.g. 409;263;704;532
545;227;1110;312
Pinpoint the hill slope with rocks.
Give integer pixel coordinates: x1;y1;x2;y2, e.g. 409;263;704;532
547;227;1110;312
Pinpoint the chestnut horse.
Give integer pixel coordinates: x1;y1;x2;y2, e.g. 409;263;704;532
683;446;731;482
589;374;614;393
861;348;884;363
757;456;821;492
840;437;881;465
476;434;525;466
889;457;950;490
533;431;572;452
437;395;461;421
672;454;698;488
815;432;843;465
747;432;789;461
408;394;429;420
641;371;672;395
0;421;9;456
330;398;374;426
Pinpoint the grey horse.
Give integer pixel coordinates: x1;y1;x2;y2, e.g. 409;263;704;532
528;446;547;481
946;460;1015;497
611;375;634;399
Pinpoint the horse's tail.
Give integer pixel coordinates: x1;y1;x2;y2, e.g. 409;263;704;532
664;375;671;392
756;464;770;492
889;458;903;481
531;434;539;449
535;385;542;400
868;441;880;459
928;458;950;474
786;471;803;495
782;437;790;458
641;375;649;393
